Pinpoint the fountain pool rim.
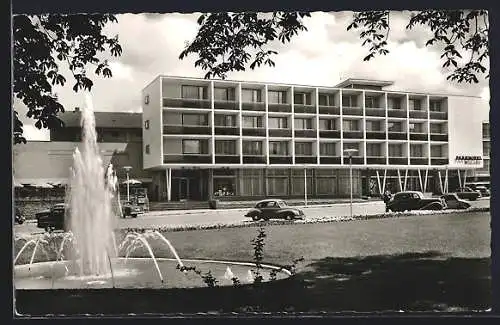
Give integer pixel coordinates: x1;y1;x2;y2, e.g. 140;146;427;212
14;257;293;290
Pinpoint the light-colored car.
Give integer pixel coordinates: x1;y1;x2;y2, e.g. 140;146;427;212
440;194;471;210
245;199;305;221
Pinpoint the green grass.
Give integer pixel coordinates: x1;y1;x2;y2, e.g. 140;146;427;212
14;211;491;312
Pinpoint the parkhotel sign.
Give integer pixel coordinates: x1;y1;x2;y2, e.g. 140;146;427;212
455;155;483;165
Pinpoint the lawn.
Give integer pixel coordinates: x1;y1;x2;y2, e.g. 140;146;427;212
14;211;492;314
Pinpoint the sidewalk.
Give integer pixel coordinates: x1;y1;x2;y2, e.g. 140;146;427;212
145;199;383;217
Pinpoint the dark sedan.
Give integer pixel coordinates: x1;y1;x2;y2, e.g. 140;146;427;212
36;203;67;232
455;187;481;201
440;194;471;210
245;199;305;221
386;191;446;212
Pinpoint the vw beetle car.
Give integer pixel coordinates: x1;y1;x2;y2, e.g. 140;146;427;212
440;193;471;210
245;199;305;221
386;191;446;212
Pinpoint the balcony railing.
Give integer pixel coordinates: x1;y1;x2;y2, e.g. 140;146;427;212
243;155;266;164
214;100;238;110
431;158;449;165
268;103;292;113
342;107;363;116
319;130;341;139
242;102;265;111
410;157;428;165
343;131;363;139
164;154;212;164
388;132;407;140
343;157;364;164
366;131;386;140
269;129;292;137
163;125;211;135
388;157;408;165
269;156;293;164
318;106;340;115
294;104;316;114
295;156;317;164
430;134;448;142
163;98;211;109
295;129;316;138
215;126;239;136
320;156;341;164
387;109;407;118
367;157;386;164
242;128;266;137
410;133;428;141
365;108;385;117
429;111;448;120
215;154;240;164
409;110;427;119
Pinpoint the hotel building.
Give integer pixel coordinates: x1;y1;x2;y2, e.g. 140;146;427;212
141;76;489;202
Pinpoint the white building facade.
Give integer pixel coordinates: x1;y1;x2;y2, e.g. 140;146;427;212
141;76;489;202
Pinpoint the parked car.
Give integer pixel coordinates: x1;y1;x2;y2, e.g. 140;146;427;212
440;193;471;210
14;207;25;225
36;203;67;232
454;187;481;201
121;201;143;218
474;186;490;197
386;191;446;212
245;199;305;221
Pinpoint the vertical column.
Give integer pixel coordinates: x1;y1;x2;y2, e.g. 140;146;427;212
384;93;389;165
238;83;243;165
160;77;164;165
265;85;270;165
304;167;308;206
166;168;171;201
291;86;295;165
315;88;320;165
362;90;367;165
457;169;462;188
406;94;410;166
339;89;344;165
208;168;214;200
210;81;215;165
426;95;431;165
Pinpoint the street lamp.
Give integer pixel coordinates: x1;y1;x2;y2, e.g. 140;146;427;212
344;148;358;218
123;166;133;202
303;165;308;207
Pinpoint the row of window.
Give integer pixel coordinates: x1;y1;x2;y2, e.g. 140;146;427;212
161;114;447;133
167;139;444;157
179;85;445;111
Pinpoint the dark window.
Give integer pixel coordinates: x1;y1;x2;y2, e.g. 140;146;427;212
389;144;403;157
182;140;208;154
269;141;289;155
269;117;288;129
366;143;382;156
144;120;150;130
388;121;403;132
342;94;358;107
429;100;442;112
366;120;382;131
320;143;336;156
343;120;360;131
182;113;208;126
365;96;379;108
242;89;262;102
319;93;335;106
215;140;236;154
295;142;313;155
214;87;236;101
409;99;422;110
268;90;287;104
214;114;236;126
319;119;336;130
242;141;263;155
242;116;263;128
294;92;312;105
145;145;150;154
294;118;313;130
181;85;207;99
144;95;149;104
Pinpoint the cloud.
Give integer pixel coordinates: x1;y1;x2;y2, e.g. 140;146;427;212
14;11;489;141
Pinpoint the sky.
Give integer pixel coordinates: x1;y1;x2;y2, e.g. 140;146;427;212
15;11;490;141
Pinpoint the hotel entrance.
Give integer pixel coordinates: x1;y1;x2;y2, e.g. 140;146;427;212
170;170;209;201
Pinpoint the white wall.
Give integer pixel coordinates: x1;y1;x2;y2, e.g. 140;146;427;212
142;77;162;169
447;95;489;168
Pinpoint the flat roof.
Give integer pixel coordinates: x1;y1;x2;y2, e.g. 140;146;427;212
333;78;394;88
58;111;142;128
147;75;483;99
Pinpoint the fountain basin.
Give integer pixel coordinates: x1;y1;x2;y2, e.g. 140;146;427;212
15;258;297;315
15;257;291;290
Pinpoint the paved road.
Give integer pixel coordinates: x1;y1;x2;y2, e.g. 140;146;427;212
14;198;490;235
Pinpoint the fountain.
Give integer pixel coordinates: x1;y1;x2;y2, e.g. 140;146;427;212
13;93;292;314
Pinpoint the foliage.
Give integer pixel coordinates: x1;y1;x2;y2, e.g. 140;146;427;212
349;10;489;83
250;226;267;284
182;10;489;83
179;12;310;80
177;264;219;288
13;14;122;144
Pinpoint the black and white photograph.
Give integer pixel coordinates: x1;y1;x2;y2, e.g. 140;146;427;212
11;7;493;317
